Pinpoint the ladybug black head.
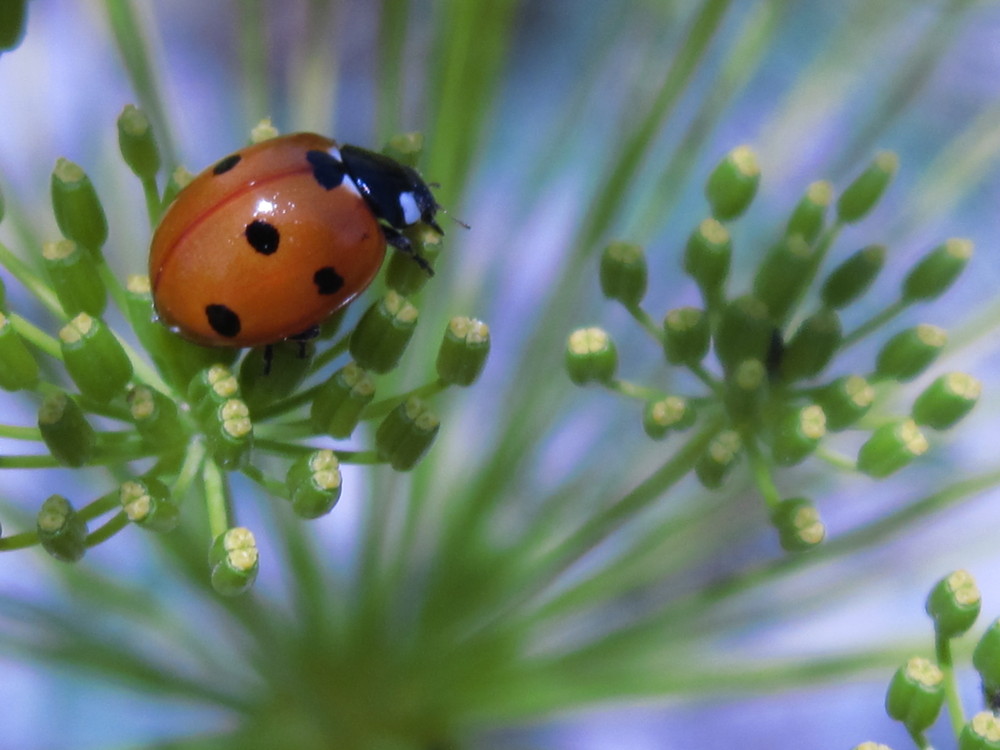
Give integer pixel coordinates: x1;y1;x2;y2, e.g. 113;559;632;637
340;145;441;235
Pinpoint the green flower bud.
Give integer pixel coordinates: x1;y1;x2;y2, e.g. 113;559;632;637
565;327;617;385
724;359;766;425
205;398;253;470
912;372;981;430
786;180;832;244
310;362;376;438
0;312;38;390
125;274;235;389
875;324;946;382
161;166;194;208
240;339;314;411
349;291;419;374
821;244;886;309
209;527;259;596
0;0;27;52
117;105;160;180
286;449;342;519
813;375;874;431
127;385;185;448
926;569;981;639
960;712;1000;750
884;657;944;733
714;295;772;374
753;235;813;322
0;273;7;311
249;119;279;144
375;397;440;471
385;226;439;296
836;151;898;224
770;497;825;552
779;310;842;382
59;313;134;403
705;145;760;221
663;307;710;366
188;364;241;418
974;619;1000;698
382;132;424;168
683;218;731;299
51;157;108;254
120;477;179;533
436;317;490;386
694;430;742;489
37;495;88;563
857;419;928;478
42;239;106;317
643;396;695;440
600;241;648;306
38;391;95;467
902;238;973;303
771;405;826;466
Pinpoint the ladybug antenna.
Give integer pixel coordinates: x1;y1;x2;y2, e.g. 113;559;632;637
436;204;470;231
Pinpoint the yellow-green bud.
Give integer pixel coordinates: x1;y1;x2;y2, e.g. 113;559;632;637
59;313;134;402
600;241;648;307
902;238;972;303
51;157;108;254
436;317;490;386
0;0;27;52
714;295;772;374
565;327;617;385
786;181;832;244
753;235;813;322
779;309;842;382
771;405;826;466
705;145;760;221
770;497;825;552
286;449;343;519
209;527;259;596
875;324;946;382
694;430;741;489
643;396;694;440
960;712;1000;750
240;339;314;411
385;226;439;296
0;312;38;390
884;657;944;733
127;385;184;448
349;291;419;373
120;477;179;533
117;105;161;180
820;244;886;309
683;218;731;300
37;494;88;563
375;397;440;471
205;398;253;470
38;391;95;467
663;307;709;366
857;419;928;478
310;362;376;438
837;151;898;224
912;372;981;431
813;375;874;431
42;239;107;317
926;569;981;640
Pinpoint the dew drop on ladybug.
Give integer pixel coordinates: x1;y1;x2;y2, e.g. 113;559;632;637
149;132;442;348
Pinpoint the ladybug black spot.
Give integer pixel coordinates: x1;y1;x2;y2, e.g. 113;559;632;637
245;220;280;255
306;150;346;190
212;154;242;175
206;304;241;338
313;266;344;295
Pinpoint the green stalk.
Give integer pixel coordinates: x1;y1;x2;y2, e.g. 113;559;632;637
934;631;966;736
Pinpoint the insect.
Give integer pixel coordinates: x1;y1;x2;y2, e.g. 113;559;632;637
149;132;442;348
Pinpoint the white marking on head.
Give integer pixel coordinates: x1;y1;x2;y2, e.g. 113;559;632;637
399;191;420;225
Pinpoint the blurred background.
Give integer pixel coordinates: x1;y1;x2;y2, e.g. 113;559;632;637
1;1;999;748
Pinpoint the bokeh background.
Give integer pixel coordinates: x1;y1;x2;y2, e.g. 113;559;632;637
1;1;1000;748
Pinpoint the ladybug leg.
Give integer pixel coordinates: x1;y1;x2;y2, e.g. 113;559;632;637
289;326;319;359
384;226;434;276
262;344;275;376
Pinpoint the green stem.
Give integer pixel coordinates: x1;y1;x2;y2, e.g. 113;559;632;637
841;298;909;349
906;726;931;750
935;630;966;736
625;303;663;344
0;531;39;551
241;463;289;500
0;425;41;441
252;384;323;421
86;511;129;547
308;333;351;374
140;174;161;227
0;241;62;316
362;379;447;421
606;379;665;402
744;433;780;510
238;0;270;126
376;0;408;142
202;458;232;539
10;314;61;360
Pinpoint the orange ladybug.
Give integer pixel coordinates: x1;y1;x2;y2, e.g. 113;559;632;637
149;132;440;347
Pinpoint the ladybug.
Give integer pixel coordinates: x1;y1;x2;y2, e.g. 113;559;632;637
149;132;441;348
